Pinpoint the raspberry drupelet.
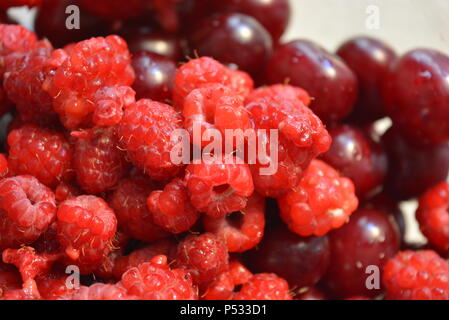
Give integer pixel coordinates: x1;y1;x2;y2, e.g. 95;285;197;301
278;159;358;236
172;57;254;109
70;283;133;300
175;233;229;286
416;182;449;253
7;124;73;188
118;99;184;181
72;127;129;194
233;273;292;300
0;153;8;177
203;193;265;252
56;195;117;274
184;155;254;218
147;177;200;234
246;86;331;197
0;175;57;250
0;25;38;72
108;177;169;242
383;250;449;300
43;35;135;129
119;255;198;300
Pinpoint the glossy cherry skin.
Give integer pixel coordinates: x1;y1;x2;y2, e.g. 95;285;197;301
35;0;109;48
176;0;216;34
216;0;290;41
322;208;400;298
247;225;330;289
296;286;328;300
131;51;176;103
189;13;273;75
382;48;449;145
320;125;388;199
382;127;449;200
337;36;397;124
264;39;358;124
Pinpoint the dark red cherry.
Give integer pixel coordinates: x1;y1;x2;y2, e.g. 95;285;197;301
35;0;109;48
126;30;184;62
337;36;397;124
264;39;358;124
382;48;449;145
176;0;216;34
131;51;176;103
247;225;330;289
189;13;273;76
320;125;388;199
322;208;400;298
296;286;328;300
216;0;290;41
382;127;449;200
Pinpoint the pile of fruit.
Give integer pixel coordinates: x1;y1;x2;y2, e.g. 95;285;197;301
0;0;448;300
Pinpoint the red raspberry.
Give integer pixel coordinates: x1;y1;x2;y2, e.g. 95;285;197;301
72;127;129;194
118;99;184;181
70;283;133;300
0;0;42;9
108;177;169;242
36;276;74;300
2;279;41;300
0;175;56;250
43;36;134;129
278;159;358;236
383;250;449;300
147;177;200;234
92;86;136;127
173;57;254;109
112;238;177;280
54;181;81;203
175;233;229;285
245;84;311;107
246;86;331;197
0;87;12;117
7;124;73;188
416;182;449;253
0;153;8;178
0;262;21;299
56;195;117;274
234;273;292;300
2;247;59;283
203;194;265;252
119;255;198;300
183;84;251;147
185;155;254;217
0;25;38;71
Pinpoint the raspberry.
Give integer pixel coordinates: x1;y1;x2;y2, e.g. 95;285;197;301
233;273;292;300
246;86;331;197
278;159;358;236
175;233;229;285
0;25;38;70
183;84;251;147
119;255;198;300
72;127;129;194
0;175;56;250
112;238;177;280
147;177;200;234
185;155;254;218
173;57;254;109
91;86;136;127
2;279;41;300
70;283;133;300
43;36;134;129
54;181;81;203
383;250;449;300
203;193;265;252
0;153;8;177
0;87;12;118
0;0;42;9
2;247;59;283
7;124;73;188
36;276;74;300
245;84;311;107
416;182;449;253
118;99;184;181
56;195;117;274
108;177;169;242
0;262;21;299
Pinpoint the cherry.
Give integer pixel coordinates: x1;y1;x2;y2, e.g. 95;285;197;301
35;0;109;48
322;208;400;298
246;225;330;289
216;0;290;41
189;13;273;76
126;30;184;62
320;125;388;199
176;0;216;34
337;36;397;124
264;39;358;124
296;286;328;300
131;51;176;103
382;127;449;200
382;48;449;145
